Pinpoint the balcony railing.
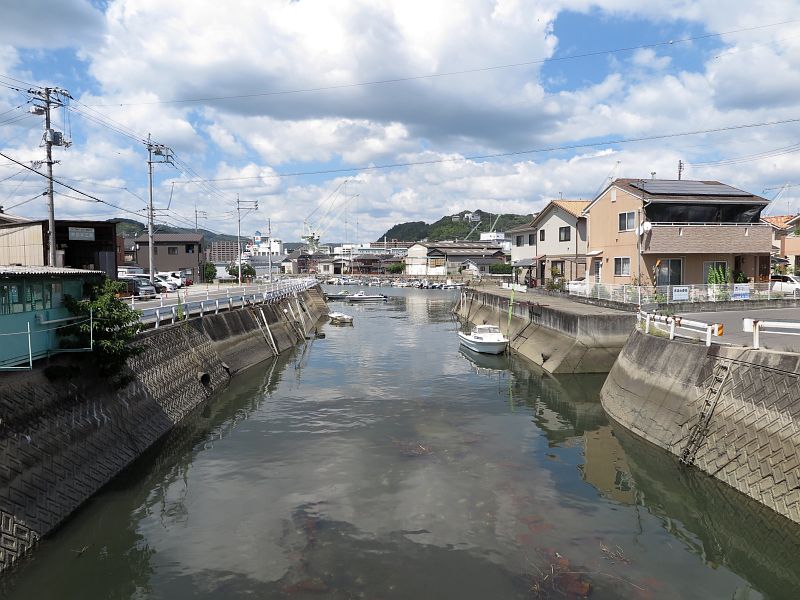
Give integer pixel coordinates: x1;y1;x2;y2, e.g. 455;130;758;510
642;222;771;254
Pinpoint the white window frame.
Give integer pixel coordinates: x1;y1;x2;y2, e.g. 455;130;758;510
618;211;635;232
613;256;631;276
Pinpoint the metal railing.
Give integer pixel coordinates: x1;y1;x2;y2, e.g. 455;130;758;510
137;278;317;329
742;318;800;349
638;310;723;346
570;282;788;305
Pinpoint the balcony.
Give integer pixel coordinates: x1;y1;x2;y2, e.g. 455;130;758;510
641;223;772;254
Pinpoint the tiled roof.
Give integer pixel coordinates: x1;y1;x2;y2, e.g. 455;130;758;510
552;200;591;218
762;215;794;229
0;265;103;276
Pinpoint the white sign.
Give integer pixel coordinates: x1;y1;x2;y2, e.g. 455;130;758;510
733;283;750;300
672;286;689;301
68;226;95;241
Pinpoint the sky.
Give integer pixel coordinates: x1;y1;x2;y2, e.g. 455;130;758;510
1;0;800;243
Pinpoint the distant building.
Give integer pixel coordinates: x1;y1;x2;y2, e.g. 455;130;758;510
405;241;505;276
135;233;205;280
206;240;239;263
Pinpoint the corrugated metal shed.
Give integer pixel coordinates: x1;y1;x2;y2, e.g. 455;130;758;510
0;265;103;277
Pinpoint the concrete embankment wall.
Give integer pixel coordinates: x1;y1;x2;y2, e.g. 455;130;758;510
602;328;800;525
456;290;636;373
0;286;327;571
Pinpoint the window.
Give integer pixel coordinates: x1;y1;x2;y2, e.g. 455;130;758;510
703;261;728;283
185;244;195;254
618;211;635;232
551;260;564;276
168;246;178;255
614;257;631;276
539;229;545;242
515;235;523;247
655;258;683;286
528;233;535;246
559;226;570;242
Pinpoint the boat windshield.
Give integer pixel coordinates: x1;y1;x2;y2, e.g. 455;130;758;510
474;325;501;334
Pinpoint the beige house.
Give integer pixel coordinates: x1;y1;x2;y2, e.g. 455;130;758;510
508;200;589;285
405;242;504;276
583;178;772;286
764;215;800;272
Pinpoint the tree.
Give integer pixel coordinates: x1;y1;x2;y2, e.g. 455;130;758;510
387;262;405;274
202;262;217;282
60;279;143;386
227;261;256;279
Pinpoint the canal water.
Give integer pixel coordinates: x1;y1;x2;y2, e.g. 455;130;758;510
2;287;799;599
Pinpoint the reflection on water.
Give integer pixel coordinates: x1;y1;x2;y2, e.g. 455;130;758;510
2;287;798;599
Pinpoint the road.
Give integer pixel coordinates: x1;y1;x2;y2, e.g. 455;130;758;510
677;307;800;351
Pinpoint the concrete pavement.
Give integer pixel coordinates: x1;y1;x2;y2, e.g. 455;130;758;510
677;307;800;351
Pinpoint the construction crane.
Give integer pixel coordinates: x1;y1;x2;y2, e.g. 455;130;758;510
302;179;360;252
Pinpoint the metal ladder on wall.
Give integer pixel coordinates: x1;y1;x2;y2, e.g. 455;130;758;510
679;360;730;466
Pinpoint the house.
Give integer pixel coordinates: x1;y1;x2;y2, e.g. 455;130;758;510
460;257;505;277
583;178;772;286
135;233;205;280
764;215;800;272
280;249;328;274
405;241;504;276
0;217;119;279
508;219;539;280
0;266;103;368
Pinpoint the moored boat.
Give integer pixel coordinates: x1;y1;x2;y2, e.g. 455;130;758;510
328;311;354;324
347;290;388;302
457;325;508;354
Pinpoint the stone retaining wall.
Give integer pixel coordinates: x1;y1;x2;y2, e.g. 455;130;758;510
602;328;800;525
456;290;636;373
0;286;327;571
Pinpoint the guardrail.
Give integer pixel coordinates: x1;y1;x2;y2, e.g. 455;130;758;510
137;278;317;329
638;311;724;347
742;318;800;349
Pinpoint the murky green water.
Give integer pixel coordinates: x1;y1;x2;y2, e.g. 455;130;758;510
3;287;799;599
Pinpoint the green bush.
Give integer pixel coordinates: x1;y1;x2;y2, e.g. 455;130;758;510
227;262;256;279
202;262;217;282
387;262;405;274
488;263;512;274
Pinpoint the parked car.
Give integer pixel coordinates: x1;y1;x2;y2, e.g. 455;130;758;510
157;272;184;288
154;275;177;292
567;277;588;294
120;276;157;299
770;274;800;295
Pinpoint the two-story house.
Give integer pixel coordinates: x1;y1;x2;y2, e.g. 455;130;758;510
513;200;589;285
584;179;772;286
405;241;504;276
764;215;800;272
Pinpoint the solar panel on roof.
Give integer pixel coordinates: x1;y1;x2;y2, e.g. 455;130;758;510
630;180;751;197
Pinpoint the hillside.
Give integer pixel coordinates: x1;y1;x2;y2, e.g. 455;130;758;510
108;218;238;243
378;210;533;242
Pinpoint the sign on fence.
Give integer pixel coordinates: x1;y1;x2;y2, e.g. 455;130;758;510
733;283;750;300
672;286;689;301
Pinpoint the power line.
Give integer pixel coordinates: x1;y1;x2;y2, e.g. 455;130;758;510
0;150;102;202
687;142;800;167
169;115;800;183
82;19;800;108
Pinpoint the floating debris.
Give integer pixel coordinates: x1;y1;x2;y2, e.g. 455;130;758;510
599;542;630;565
391;439;433;457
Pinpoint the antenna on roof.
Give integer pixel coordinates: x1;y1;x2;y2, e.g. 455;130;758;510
559;191;563;199
651;172;656;180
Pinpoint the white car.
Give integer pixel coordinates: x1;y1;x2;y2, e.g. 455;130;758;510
770;274;800;295
567;277;588;295
157;272;184;288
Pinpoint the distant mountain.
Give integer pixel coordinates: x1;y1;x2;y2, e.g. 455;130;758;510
378;210;533;242
107;218;238;243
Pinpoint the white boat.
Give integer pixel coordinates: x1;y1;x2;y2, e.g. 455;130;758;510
328;311;354;324
458;325;508;354
347;290;388;302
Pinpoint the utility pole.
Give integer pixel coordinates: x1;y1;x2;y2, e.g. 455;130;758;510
678;160;684;180
236;195;258;285
146;135;173;283
267;217;273;283
194;206;207;232
28;86;71;266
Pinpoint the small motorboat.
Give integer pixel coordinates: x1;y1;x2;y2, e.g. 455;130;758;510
328;311;354;324
458;324;508;355
347;290;388;302
324;290;351;301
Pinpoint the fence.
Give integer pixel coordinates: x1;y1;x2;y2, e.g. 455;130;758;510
138;278;318;329
0;312;94;371
570;282;785;305
742;318;800;349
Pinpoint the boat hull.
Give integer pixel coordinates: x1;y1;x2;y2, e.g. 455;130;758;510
457;332;508;355
347;296;387;302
